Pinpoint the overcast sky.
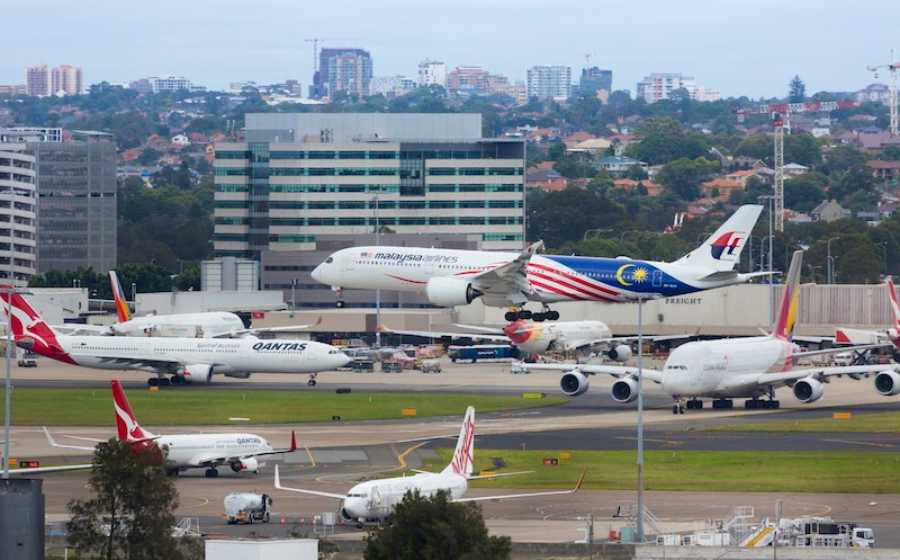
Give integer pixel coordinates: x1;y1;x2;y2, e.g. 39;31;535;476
4;0;897;99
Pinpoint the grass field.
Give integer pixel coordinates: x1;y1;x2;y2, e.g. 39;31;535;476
426;449;900;493
710;411;900;433
1;388;567;426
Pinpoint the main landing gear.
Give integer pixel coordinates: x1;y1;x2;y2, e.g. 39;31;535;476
307;373;318;387
744;398;780;410
504;306;560;322
204;468;219;478
333;286;345;308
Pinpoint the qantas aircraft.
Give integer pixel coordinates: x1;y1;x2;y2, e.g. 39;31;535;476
520;251;898;413
44;380;298;477
0;287;349;385
274;407;584;526
312;205;767;321
834;278;900;359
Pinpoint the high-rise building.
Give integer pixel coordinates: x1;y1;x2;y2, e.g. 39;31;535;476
417;60;447;88
446;66;491;92
636;73;720;103
213;113;525;307
26;65;51;97
526;66;572;100
580;67;612;97
311;49;373;99
29;141;117;273
0;143;37;284
51;65;83;96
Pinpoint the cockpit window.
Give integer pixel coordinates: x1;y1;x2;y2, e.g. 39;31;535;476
329;349;340;354
325;257;334;264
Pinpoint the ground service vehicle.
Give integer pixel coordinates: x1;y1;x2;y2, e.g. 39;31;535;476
224;493;272;524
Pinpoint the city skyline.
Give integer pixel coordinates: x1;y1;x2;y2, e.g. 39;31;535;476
2;0;897;99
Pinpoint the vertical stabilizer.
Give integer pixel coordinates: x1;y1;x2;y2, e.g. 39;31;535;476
674;205;763;271
109;271;131;323
0;285;73;363
773;250;804;341
111;380;153;441
887;278;899;331
443;406;475;477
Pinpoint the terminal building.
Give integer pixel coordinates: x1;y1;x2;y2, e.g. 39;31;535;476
213;113;525;308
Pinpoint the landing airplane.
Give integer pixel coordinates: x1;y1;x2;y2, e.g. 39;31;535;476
312;205;767;321
44;380;298;477
0;287;349;385
834;278;900;360
274;407;585;526
519;251;898;413
59;271;318;338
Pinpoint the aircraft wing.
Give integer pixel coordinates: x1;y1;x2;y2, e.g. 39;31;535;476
274;464;346;499
9;464;94;475
244;431;299;459
562;333;691;353
217;318;323;338
792;343;887;363
379;326;510;343
52;324;110;336
468;241;544;301
517;362;664;384
453;468;586;503
43;427;97;452
747;364;900;387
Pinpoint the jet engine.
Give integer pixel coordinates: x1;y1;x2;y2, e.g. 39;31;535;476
230;457;259;473
611;377;639;403
792;377;824;403
607;345;632;362
874;370;900;396
181;364;214;384
425;277;483;307
560;370;590;397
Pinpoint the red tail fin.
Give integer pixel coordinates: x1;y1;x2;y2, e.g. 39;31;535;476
111;380;149;441
0;286;74;364
887;278;899;330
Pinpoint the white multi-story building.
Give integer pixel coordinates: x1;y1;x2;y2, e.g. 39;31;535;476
526;66;572;100
0;144;37;284
418;60;447;88
857;83;892;105
148;75;193;93
636;73;720;103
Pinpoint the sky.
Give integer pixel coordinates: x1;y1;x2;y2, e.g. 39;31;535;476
3;0;897;99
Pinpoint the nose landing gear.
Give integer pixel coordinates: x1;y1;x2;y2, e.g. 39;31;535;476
333;287;345;308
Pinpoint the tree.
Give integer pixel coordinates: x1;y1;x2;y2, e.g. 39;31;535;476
783;173;826;212
364;490;510;560
624;164;648;181
881;145;900;161
67;439;200;560
526;187;626;248
625;117;709;165
137;148;161;166
656;157;719;201
789;75;806;103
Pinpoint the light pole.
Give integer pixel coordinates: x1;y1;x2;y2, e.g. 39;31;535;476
290;278;296;318
373;192;381;349
759;195;775;328
2;285;28;480
635;296;645;543
877;241;888;278
826;237;839;284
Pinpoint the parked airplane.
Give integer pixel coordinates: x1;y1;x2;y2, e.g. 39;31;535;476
44;380;298;477
58;271;318;338
382;320;684;362
519;251;898;413
0;287;349;385
834;278;900;359
274;407;585;526
312;205;767;321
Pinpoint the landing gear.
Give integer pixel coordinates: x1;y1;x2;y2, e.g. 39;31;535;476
165;468;180;477
672;401;685;415
504;308;532;321
744;398;779;409
147;377;171;387
307;373;318;387
686;399;703;410
506;307;559;322
531;307;561;322
335;300;345;309
333;286;345;308
204;468;219;478
712;399;734;410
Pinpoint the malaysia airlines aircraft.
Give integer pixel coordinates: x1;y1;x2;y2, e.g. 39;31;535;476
44;380;298;477
274;407;584;526
1;287;349;384
312;205;767;321
834;278;900;359
521;251;899;413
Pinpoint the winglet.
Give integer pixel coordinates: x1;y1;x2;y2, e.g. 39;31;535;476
43;426;59;448
289;430;297;452
524;240;544;257
574;467;587;492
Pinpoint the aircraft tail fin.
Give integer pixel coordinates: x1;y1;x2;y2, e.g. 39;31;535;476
0;286;71;362
109;271;131;323
773;250;804;341
443;406;475;477
673;205;763;271
112;380;153;441
887;277;899;331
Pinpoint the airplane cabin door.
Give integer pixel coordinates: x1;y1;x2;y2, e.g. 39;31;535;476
652;270;663;288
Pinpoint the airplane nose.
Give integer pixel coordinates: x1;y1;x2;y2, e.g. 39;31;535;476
333;352;351;368
311;263;325;283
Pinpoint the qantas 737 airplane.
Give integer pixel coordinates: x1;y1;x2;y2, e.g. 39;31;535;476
312;205;767;321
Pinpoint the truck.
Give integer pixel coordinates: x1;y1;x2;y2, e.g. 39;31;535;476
224;492;272;525
448;345;517;363
17;350;38;368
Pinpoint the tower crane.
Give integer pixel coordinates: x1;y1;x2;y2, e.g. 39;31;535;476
736;99;857;231
867;49;898;137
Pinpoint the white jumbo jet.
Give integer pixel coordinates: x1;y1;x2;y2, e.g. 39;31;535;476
274;407;585;526
519;251;899;413
43;380;298;477
0;287;349;385
834;278;900;362
312;205;768;321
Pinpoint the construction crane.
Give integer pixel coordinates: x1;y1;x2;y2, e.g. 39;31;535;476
736;99;857;231
867;48;898;137
304;38;328;74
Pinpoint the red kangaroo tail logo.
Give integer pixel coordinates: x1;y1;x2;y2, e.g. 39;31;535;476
112;380;149;441
887;278;899;330
0;286;74;364
447;407;475;476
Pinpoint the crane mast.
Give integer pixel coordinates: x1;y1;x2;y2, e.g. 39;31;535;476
867;49;898;137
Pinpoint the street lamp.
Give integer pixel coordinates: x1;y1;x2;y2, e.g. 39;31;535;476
877;241;888;278
2;285;30;480
373;192;381;349
635;296;645;543
826;237;839;285
758;195;775;328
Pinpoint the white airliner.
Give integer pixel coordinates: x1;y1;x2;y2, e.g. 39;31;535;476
520;251;899;413
834;278;900;361
274;407;585;526
0;287;349;385
383;319;684;362
312;205;768;321
43;380;298;477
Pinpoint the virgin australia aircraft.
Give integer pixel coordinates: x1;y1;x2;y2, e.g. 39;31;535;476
312;205;767;321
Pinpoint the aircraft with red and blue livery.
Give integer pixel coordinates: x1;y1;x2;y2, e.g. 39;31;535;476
313;205;768;321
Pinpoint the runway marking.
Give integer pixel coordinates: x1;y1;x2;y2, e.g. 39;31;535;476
397;441;428;470
615;436;683;447
304;445;316;468
821;438;895;449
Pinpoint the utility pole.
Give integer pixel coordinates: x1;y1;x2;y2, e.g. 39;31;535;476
773;113;785;232
867;49;898;136
635;297;645;543
373;192;381;349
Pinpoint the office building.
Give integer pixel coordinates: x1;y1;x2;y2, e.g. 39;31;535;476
311;49;373;99
213;113;525;308
446;66;491;93
0;144;37;284
0;127;62;143
29;142;117;273
580;67;612;97
418;60;447;88
526;66;572;100
26;65;51;97
0;85;27;96
636;72;721;103
146;75;194;93
51;65;83;96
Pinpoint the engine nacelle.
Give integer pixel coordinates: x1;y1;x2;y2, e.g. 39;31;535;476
425;277;482;307
874;370;900;396
560;370;590;397
181;364;214;384
230;457;259;473
793;377;824;403
607;345;632;362
611;377;639;403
